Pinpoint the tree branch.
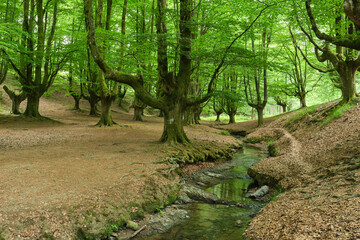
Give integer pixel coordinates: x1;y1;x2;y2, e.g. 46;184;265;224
289;26;335;73
306;0;360;50
83;0;166;111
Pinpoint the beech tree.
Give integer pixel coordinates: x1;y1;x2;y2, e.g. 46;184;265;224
3;0;70;118
84;0;279;143
243;25;272;126
299;0;360;103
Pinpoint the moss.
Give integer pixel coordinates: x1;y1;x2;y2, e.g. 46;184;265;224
322;102;355;126
219;130;231;136
285;105;319;125
41;232;57;240
268;143;280;157
165;142;233;165
269;185;285;202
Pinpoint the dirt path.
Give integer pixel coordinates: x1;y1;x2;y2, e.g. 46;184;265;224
0;95;240;239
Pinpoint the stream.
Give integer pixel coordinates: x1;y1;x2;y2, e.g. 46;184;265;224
136;146;268;240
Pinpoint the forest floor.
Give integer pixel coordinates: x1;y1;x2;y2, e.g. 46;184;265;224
219;102;360;239
0;91;240;240
1;86;360;240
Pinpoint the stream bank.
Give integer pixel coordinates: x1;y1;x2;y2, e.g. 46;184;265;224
113;145;272;240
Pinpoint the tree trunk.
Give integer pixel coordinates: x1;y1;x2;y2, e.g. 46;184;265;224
194;110;200;124
300;94;307;108
257;107;264;126
87;93;100;116
133;107;143;121
72;95;81;110
340;65;357;103
89;100;98;116
229;112;236;124
282;105;287;113
24;92;41;118
183;109;195;126
215;112;222;122
158;110;164;117
160;103;189;144
251;108;255;120
133;95;145;121
3;86;26;115
96;96;115;126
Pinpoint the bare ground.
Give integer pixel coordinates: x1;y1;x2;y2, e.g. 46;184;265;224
0;92;240;239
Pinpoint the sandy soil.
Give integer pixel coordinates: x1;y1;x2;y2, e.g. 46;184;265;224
0;92;240;239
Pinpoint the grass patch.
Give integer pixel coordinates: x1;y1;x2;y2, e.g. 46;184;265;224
322;102;355;126
268;143;280;157
219;130;231;136
270;186;285;202
286;105;319;124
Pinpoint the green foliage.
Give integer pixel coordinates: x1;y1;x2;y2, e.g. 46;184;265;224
268;143;280;157
270;185;286;202
219;130;231;136
286;105;319;124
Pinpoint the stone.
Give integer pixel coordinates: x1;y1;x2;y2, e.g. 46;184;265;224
205;172;223;178
182;184;219;203
235;220;243;228
249;185;269;199
126;220;139;231
177;191;194;204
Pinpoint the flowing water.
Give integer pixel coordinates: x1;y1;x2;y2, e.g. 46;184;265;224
139;146;267;240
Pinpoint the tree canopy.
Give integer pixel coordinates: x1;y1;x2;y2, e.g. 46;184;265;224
0;0;359;143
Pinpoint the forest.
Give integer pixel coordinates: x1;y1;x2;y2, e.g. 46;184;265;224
0;0;360;239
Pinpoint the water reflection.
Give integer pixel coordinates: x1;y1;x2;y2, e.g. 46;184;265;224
137;146;266;240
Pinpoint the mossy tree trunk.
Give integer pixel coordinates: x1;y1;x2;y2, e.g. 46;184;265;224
133;95;145;121
256;107;264;126
4;0;60;119
94;0;118;127
96;71;117;126
24;88;43;118
160;102;189;144
338;61;358;103
3;85;26;114
85;0;222;144
96;93;115;126
0;61;8;84
88;94;100;116
299;93;307;108
228;111;236;124
117;85;127;108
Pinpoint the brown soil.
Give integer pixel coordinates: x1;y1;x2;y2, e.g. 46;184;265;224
0;91;240;239
237;102;360;239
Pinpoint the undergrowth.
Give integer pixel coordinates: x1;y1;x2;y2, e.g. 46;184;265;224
321;102;355;126
270;185;286;202
285;105;319;125
219;130;231;136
